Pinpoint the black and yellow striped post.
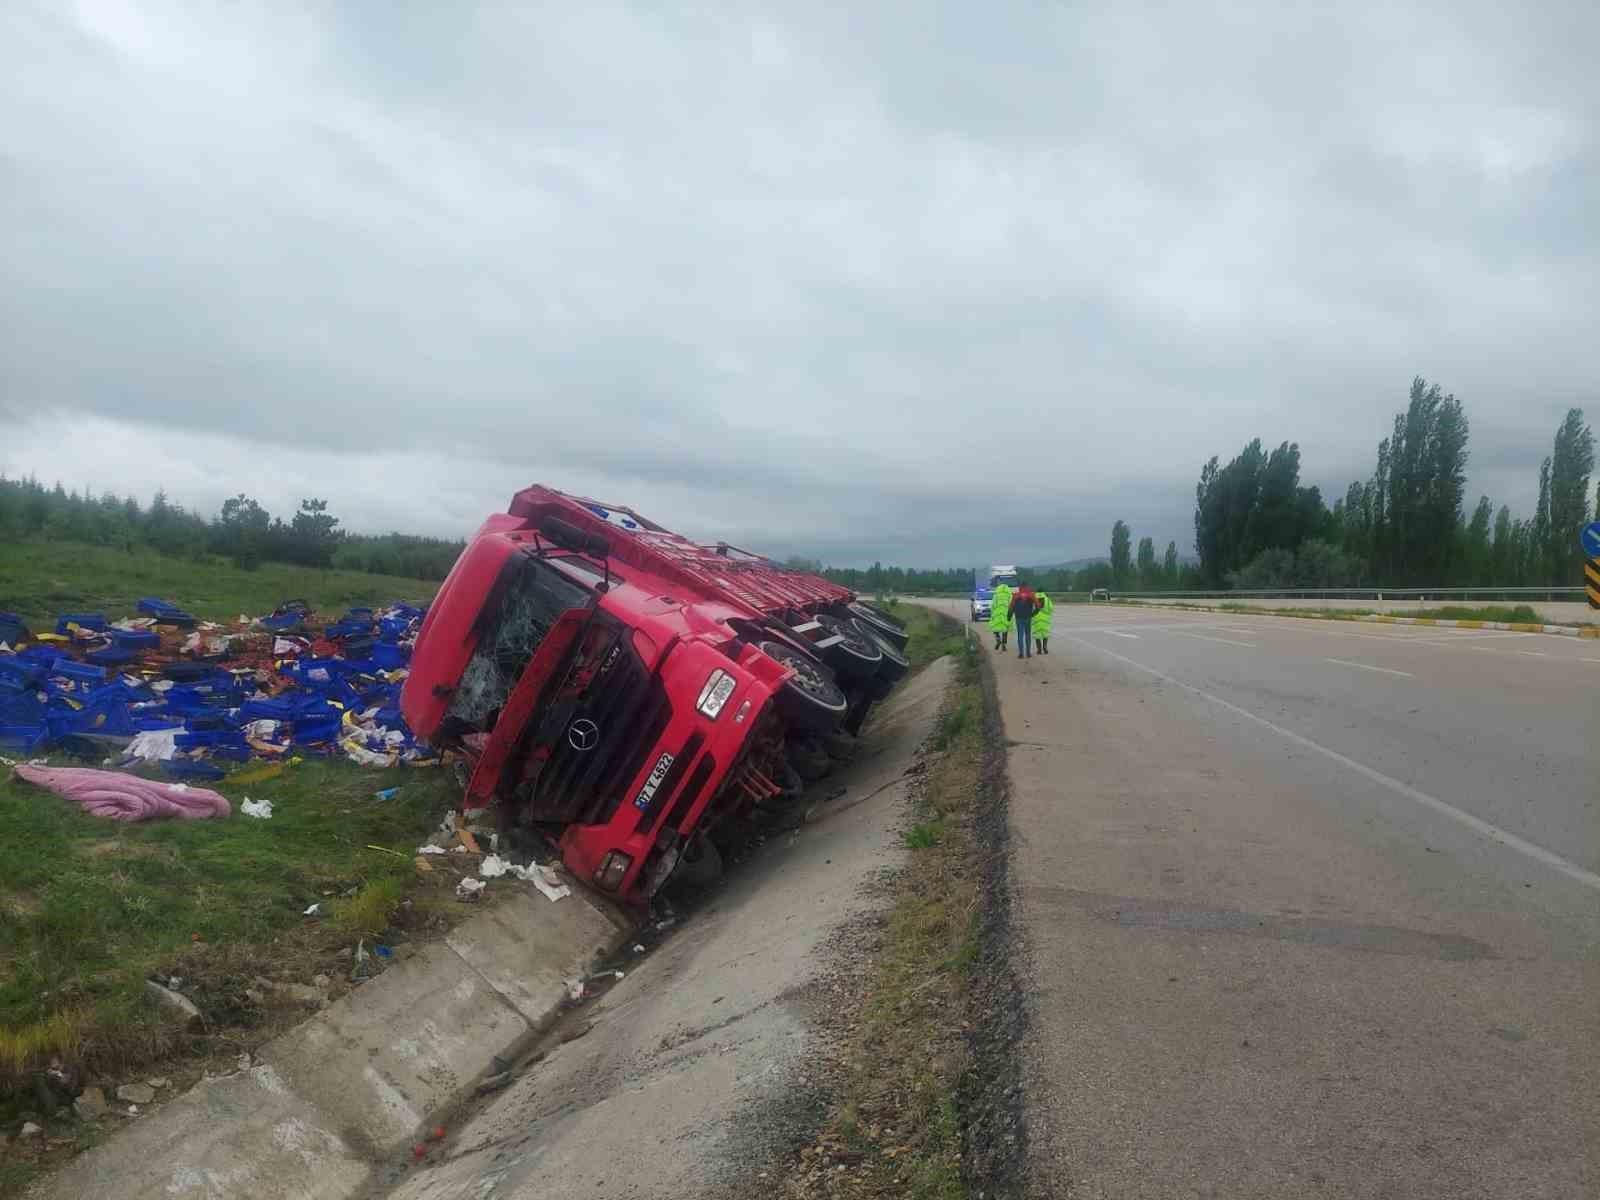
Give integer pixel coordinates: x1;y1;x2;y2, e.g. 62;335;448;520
1587;558;1600;610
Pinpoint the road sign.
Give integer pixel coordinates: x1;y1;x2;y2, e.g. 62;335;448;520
1582;521;1600;558
1587;558;1600;610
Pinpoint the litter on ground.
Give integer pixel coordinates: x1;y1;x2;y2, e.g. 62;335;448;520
0;597;436;778
240;797;273;819
478;854;572;902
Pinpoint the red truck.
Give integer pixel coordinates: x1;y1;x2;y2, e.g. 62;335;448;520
401;485;910;906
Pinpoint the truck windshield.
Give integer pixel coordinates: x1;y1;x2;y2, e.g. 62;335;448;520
448;551;593;730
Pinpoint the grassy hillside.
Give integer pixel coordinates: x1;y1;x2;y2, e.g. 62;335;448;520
1;540;441;630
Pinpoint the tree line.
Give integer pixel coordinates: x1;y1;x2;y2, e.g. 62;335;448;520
803;379;1595;597
0;477;465;581
1190;379;1594;589
801;553;1195;597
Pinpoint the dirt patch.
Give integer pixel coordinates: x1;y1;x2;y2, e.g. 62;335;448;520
75;842;174;862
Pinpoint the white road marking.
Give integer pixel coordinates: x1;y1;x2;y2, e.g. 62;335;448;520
1325;658;1415;678
1074;622;1222;633
1212;622;1579;658
1174;631;1258;648
1065;636;1600;893
1407;632;1527;644
1106;631;1141;639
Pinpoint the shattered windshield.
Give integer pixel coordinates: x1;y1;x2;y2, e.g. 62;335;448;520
447;552;593;730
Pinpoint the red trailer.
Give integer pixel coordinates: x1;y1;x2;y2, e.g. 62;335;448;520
402;486;909;905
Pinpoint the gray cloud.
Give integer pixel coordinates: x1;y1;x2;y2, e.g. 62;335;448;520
2;1;1595;569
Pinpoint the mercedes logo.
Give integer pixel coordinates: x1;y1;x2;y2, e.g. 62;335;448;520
567;718;600;752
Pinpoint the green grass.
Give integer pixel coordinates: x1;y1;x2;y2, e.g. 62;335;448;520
798;612;981;1197
1214;601;1546;624
876;599;969;670
1401;604;1543;623
0;539;439;631
0;759;461;1096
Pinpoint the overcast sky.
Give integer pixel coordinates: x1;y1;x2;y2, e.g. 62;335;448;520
3;2;1595;567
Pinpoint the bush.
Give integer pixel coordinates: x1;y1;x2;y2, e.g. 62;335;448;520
1226;539;1362;589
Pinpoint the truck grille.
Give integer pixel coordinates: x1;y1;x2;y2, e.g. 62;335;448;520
529;637;673;826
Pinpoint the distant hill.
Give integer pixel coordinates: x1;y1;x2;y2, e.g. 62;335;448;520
1025;554;1196;572
1026;557;1108;572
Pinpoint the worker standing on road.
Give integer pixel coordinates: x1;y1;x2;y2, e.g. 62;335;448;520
1009;583;1039;659
1032;589;1053;654
989;581;1013;651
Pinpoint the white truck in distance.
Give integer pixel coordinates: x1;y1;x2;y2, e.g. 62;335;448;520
971;564;1019;622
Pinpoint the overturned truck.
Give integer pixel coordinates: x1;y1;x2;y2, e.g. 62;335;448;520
401;485;910;906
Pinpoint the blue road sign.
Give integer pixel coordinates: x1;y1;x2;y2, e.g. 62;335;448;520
1582;521;1600;558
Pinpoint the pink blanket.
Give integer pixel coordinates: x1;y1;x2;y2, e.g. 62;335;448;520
14;764;231;822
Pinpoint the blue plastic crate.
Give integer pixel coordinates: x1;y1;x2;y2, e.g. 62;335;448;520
161;759;226;781
0;726;48;754
85;646;140;667
238;697;297;722
0;658;45;691
69;699;136;737
137;598;197;627
371;643;409;670
55;613;108;635
291;716;342;744
49;660;108;684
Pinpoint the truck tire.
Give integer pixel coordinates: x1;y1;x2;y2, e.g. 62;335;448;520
759;640;848;732
788;736;833;782
846;603;909;651
672;834;723;890
855;619;909;683
815;613;883;680
823;732;859;762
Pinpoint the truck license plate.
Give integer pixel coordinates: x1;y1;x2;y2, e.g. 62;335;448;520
633;752;675;810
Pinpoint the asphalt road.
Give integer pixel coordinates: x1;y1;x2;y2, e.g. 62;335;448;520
928;600;1598;1199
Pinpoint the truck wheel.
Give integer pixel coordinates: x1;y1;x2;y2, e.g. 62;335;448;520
759;640;848;732
856;620;909;683
846;603;909;651
858;601;904;627
788;736;833;782
672;834;723;890
823;733;859;762
815;614;883;680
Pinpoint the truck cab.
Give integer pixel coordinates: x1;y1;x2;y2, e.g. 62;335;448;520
971;565;1019;622
403;486;910;906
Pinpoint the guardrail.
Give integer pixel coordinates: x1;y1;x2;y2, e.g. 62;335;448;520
1106;587;1587;602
